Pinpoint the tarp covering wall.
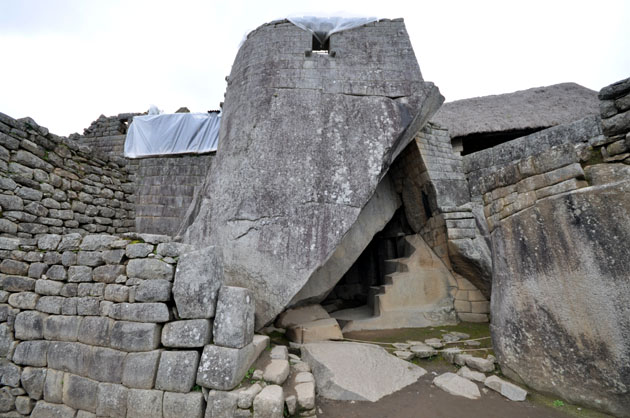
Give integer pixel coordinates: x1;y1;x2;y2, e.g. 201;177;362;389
124;113;220;158
287;16;378;43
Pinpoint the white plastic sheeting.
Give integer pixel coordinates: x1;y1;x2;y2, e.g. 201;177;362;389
124;113;220;158
287;16;378;43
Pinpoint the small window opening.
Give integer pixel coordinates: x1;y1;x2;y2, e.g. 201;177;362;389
421;191;432;220
312;35;329;52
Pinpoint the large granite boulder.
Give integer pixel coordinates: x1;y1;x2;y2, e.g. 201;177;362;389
179;19;443;327
491;180;630;417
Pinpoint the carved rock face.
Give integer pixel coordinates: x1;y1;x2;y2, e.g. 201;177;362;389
491;181;630;417
180;19;443;327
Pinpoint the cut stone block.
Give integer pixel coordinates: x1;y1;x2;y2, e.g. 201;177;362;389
213;286;255;348
15;395;35;415
14;310;47;340
269;345;288;361
43;315;81;342
12;341;49;367
43;369;63;403
47;341;90;375
484;375;527;401
122;350;161;389
161;319;212;348
295;381;315;410
301;341;426;402
253;385;284;418
163;391;205;418
135;279;172;302
432;372;480;400
286;318;343;343
465;355;495;373
127;389;163;418
86;346;126;383
62;373;98;413
172;246;223;319
109;302;170;323
78;316;114;347
155;350;199;392
205;390;238;418
127;258;173;281
111;321;162;352
96;382;128;417
21;367;46;400
197;335;269;390
262;359;290;385
0;358;21;387
275;304;330;328
457;366;486;383
237;383;263;409
30;400;76;418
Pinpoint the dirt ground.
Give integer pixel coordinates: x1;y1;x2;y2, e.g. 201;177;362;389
314;325;612;418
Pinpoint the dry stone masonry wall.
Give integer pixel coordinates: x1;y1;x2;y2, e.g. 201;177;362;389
77;113;140;157
0;233;318;417
0;113;135;239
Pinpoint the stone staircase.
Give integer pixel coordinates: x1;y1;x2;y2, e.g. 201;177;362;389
332;234;457;332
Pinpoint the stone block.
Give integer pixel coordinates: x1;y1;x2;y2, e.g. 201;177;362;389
161;319;212;348
61;297;78;315
76;297;100;315
68;265;93;282
96;382;128;417
109;302;170;323
77;251;105;267
58;233;82;251
0;275;36;292
135;279;172;302
295;382;315;410
155;350;199;392
15;395;35;415
485;375;527;401
43;369;64;403
30;400;76;418
127;389;163;418
262;359;290;385
156;242;193;258
110;321;162;352
78;282;105;297
465;355;495;373
0;259;29;275
86;346;126;383
78;316;114;347
62;373;98;413
205;390;238;418
213;286;255;348
28;262;48;279
14;310;47;340
35;279;64;295
35;295;63;314
197;335;269;390
20;367;46;400
253;385;284;418
0;358;21;387
103;249;125;264
127;258;173;281
80;234;117;251
43;315;81;341
163;391;205;418
0;386;14;413
104;284;129;302
8;291;39;309
122;350;161;389
47;341;90;375
126;243;154;258
432;372;480;400
457;312;488;322
285;318;343;343
237;383;262;409
172;246;223;319
37;234;61;251
93;265;125;283
12;341;49;367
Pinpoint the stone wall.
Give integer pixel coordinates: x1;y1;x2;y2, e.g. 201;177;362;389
391;123;490;322
599;76;630;161
0;232;319;417
77;113;140;158
0;113;135;239
134;155;213;236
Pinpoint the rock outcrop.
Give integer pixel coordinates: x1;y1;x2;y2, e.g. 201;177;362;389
491;181;630;416
179;19;443;327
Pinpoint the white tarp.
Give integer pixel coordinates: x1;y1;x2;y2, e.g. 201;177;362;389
124;112;220;158
287;15;378;43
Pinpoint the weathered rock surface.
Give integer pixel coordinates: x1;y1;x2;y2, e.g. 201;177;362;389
491;181;630;416
432;372;481;400
484;375;527;401
301;341;425;402
179;19;443;327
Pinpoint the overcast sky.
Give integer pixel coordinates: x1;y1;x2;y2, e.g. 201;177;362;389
0;0;628;136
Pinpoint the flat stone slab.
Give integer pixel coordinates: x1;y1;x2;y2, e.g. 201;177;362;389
485;375;527;401
433;372;481;400
275;305;330;328
301;341;426;402
286;318;343;344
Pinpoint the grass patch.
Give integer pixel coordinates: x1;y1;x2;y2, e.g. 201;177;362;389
529;392;613;418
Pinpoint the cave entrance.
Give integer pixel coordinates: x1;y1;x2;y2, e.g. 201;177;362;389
322;208;413;312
